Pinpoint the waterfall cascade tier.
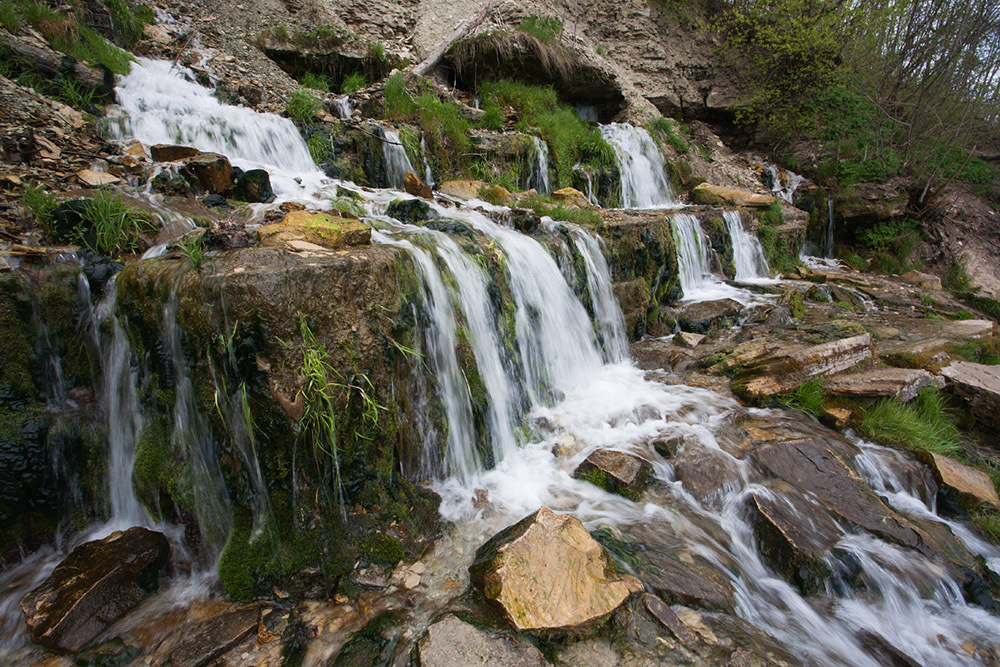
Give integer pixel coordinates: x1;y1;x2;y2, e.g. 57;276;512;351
381;126;417;190
527;136;552;195
724;210;772;281
600;123;676;209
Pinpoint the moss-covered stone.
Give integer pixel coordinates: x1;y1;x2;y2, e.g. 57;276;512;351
259;210;371;249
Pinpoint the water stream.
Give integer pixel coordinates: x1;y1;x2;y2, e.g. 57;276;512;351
724;210;773;282
380;126;416;190
527;136;551;194
600;123;676;208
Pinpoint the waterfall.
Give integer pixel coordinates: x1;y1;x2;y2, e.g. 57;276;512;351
420;136;435;187
600;123;676;208
527;136;551;194
825;196;835;258
670;213;713;298
573;164;598;206
724;210;772;281
568;228;628;362
381;126;416;190
331;95;354;120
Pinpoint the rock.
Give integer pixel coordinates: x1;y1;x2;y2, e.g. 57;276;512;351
573;449;653;499
639;550;736;612
821;406;852;429
836;179;908;220
941;361;1000;430
918;452;1000;510
233;169;275;203
900;270;943;290
20;527;170;653
75;169;120;186
942;319;996;339
824;367;944;402
733;334;872;399
123;141;145;157
416;615;547;667
691;183;774;207
640;593;696;643
676;298;743;333
403;171;433;199
150;144;200;162
552;187;589;208
385;198;432;224
259;210;371;250
672;445;744;502
674;331;705;348
439;179;486;200
879;337;952;370
168;604;259;667
181;152;234;193
648;432;684;458
469;507;642;633
749;481;842;594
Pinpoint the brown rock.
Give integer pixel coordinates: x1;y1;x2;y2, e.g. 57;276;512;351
919;452;1000;510
123;141;146;157
259;210;371;249
21;527;170;653
941;319;996;339
552;186;589;208
900;270;943;290
691;183;774;207
75;169;120;186
438;179;485;200
824;367;944;402
640;550;736;612
674;331;705;348
404;171;433;199
733;334;872;399
821;406;852;429
168;604;259;667
150;144;201;162
181;152;234;193
574;449;653;499
941;360;1000;430
676;298;743;334
673;445;743;502
879;338;952;370
469;507;642;633
417;615;547;667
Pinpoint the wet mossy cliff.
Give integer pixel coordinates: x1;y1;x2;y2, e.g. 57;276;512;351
115;244;440;600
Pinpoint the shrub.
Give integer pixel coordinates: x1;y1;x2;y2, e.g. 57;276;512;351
859;388;965;458
286;89;321;121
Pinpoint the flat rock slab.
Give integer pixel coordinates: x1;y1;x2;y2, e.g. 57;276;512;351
259;210;371;250
21;527;169;653
879;337;952;370
640;550;735;613
691;183;774;207
150;144;200;162
919;452;1000;510
733;334;872;399
673;445;744;502
942;320;996;339
169;604;259;667
417;615;547;667
941;360;1000;430
824;367;944;402
676;298;743;334
469;507;642;633
674;331;705;348
574;449;652;499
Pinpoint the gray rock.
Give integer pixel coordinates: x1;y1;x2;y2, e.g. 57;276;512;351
574;448;653;499
824;367;944;402
416;615;547;667
941;360;1000;430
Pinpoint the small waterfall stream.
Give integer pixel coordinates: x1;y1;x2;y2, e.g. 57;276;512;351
527;136;551;194
724;210;772;281
380;126;416;190
600;123;676;208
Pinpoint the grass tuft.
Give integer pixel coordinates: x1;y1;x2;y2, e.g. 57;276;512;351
341;72;366;94
776;377;825;419
22;184;58;234
83;190;154;256
520;194;602;227
286;89;322;121
858;387;965;458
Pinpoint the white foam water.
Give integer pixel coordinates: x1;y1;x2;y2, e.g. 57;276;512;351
600;123;677;209
724;210;774;282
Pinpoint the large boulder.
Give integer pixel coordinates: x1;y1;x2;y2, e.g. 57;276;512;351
919;452;1000;510
469;507;642;633
233;169;275;203
20;527;170;653
941;360;1000;430
259;210;371;250
573;449;652;499
438;180;486;200
691;183;774;207
733;334;872;399
416;615;547;667
676;298;743;333
181;152;234;194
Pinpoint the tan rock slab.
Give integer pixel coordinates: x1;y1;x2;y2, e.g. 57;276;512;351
75;169;120;186
552;186;589;208
940;360;1000;430
438;179;485;200
260;210;371;250
417;615;547;667
824;367;944;402
469;507;642;633
674;331;705;348
879;337;952;370
150;144;200;162
574;448;652;499
920;452;1000;510
942;319;995;339
691;183;774;207
900;270;943;290
821;406;852;429
404;171;432;199
733;334;872;399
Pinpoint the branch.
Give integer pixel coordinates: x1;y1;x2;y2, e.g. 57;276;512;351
410;1;497;78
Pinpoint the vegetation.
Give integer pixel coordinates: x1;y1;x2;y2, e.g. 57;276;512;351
776;377;824;420
286;89;322;121
647;117;689;154
855;218;924;275
382;72;472;173
519;194;602;227
517;15;563;43
83;191;154;255
22;184;58;233
299;71;330;92
341;72;366;94
859;388;965;458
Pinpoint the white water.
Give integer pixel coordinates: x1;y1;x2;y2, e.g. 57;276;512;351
600;123;676;209
568;228;628;362
527;136;551;194
724;210;773;282
331;95;354;119
381;126;416;190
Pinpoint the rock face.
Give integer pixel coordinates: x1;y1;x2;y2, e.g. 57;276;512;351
150;144;200;162
919;452;1000;510
824;367;944;402
691;183;774;207
941;361;1000;430
438;179;485;200
469;507;642;633
181;152;234;193
404;171;433;199
259;210;371;249
573;449;652;499
733;334;872;399
676;298;743;333
416;615;547;667
21;527;170;653
167;604;260;667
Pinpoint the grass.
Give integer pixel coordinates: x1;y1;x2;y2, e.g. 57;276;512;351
83;190;154;255
300;72;330;92
948;338;1000;365
647;117;689;154
382;72;472;173
22;184;58;234
174;233;205;271
1;1;21;32
858;388;965;458
307;132;328;164
776;377;825;419
520;194;602;227
294;317;343;497
517;15;562;42
341;72;366;94
286;89;322;121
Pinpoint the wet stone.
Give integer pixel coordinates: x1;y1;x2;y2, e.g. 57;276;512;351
940;360;1000;431
674;330;705;348
823;367;944;402
573;448;652;499
20;527;170;653
403;171;433;199
639;550;736;613
385;197;432;224
416;615;547;667
919;452;1000;510
676;298;742;334
233;168;275;203
150;144;200;162
672;444;744;503
181;152;234;193
168;604;259;667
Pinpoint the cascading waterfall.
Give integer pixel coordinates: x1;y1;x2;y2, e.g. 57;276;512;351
670;213;713;298
381;126;416;190
723;210;772;281
567;227;628;362
331;95;355;120
600;123;676;208
826;196;836;258
527;136;551;194
420;136;435;187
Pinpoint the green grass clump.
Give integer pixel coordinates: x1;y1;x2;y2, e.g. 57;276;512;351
776;377;825;419
647;117;689;154
382;72;416;118
517;15;562;42
83;190;154;255
1;2;21;32
382;73;471;172
22;184;58;233
299;71;330;92
341;72;366;94
948;338;1000;365
286;89;322;121
106;0;152;48
307;132;328;164
520;194;601;227
859;388;965;458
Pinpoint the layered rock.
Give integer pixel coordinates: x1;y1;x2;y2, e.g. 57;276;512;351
732;334;872;399
823;367;944;402
573;448;652;499
919;452;1000;510
416;615;547;666
258;210;371;250
941;361;1000;430
21;527;170;653
469;507;642;633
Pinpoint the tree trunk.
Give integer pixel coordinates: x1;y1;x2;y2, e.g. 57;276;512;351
0;32;113;101
410;1;496;78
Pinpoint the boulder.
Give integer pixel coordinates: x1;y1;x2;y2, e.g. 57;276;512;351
552;187;589;208
233;169;275;203
167;604;259;666
941;361;1000;430
639;550;736;612
439;179;486;200
20;527;170;653
879;337;952;370
416;615;547;667
573;449;653;499
75;169;120;186
823;367;944;402
259;210;371;250
404;171;433;199
672;445;744;502
150;144;200;162
900;270;943;290
674;331;705;348
386;198;433;224
918;452;1000;510
749;481;842;594
181;152;234;194
691;183;774;207
469;507;642;633
733;334;872;399
676;298;743;334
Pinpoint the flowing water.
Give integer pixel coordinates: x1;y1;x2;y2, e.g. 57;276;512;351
380;126;416;190
527;136;551;194
724;210;773;281
600;123;676;208
4;58;999;665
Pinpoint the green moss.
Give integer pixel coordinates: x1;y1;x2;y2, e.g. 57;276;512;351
0;279;37;400
362;533;404;566
577;465;609;492
788;291;805;320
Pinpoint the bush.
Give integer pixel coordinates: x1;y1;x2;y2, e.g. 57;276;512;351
857;218;923;275
859;388;965;458
286;89;321;121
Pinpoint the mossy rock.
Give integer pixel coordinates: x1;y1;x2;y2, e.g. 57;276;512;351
259;210;371;249
386;198;433;224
